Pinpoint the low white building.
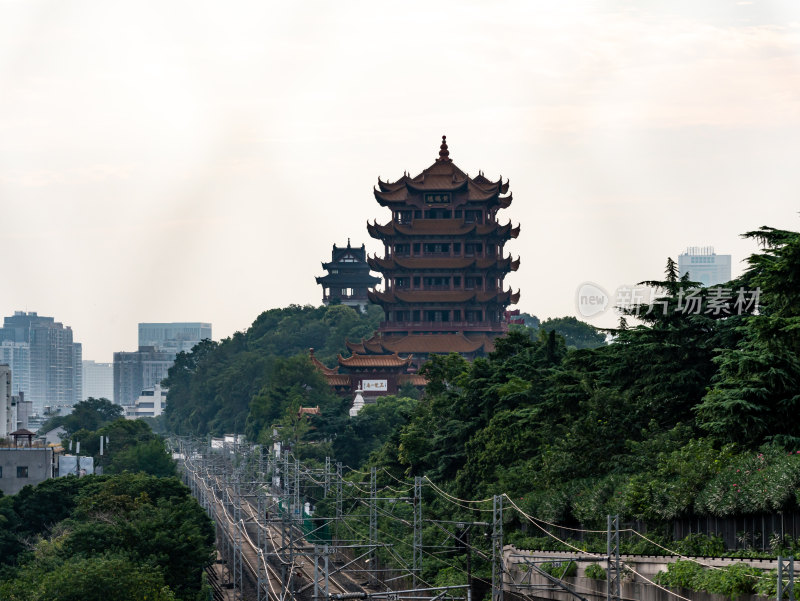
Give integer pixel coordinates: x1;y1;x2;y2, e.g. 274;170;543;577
124;384;168;419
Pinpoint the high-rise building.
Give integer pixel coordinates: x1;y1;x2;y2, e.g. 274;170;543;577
0;341;30;397
678;247;732;287
82;360;114;402
113;347;175;407
0;312;82;415
114;322;211;407
316;240;381;311
137;322;212;355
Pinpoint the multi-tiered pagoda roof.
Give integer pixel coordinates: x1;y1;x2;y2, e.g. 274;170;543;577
316;136;520;397
315;240;380;311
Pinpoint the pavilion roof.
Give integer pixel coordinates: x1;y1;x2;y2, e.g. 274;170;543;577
381;333;495;354
315;272;381;286
373;136;511;207
337;352;414;368
397;374;428;386
325;374;351;386
367;255;519;272
367;220;519;241
368;289;520;305
309;349;338;375
10;428;35;436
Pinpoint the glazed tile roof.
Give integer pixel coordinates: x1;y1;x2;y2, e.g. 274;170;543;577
369;289;520;305
381;333;495;354
309;349;339;375
346;338;385;354
367;255;518;273
397;374;428;386
373;137;511;207
326;374;351;386
337;352;414;368
316;272;381;285
368;220;519;241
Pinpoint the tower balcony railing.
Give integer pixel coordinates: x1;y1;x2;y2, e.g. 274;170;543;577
379;320;503;332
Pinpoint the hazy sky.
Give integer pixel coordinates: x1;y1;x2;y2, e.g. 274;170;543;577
2;1;799;361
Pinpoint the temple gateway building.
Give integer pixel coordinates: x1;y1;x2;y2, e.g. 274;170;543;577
315;136;520;398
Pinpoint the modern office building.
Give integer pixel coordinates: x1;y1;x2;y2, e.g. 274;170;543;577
113;322;211;407
137;322;212;355
0;340;30;397
113;347;175;406
678;247;732;287
0;312;82;415
82;360;114;402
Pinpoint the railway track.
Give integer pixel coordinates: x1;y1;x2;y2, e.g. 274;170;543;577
184;459;374;601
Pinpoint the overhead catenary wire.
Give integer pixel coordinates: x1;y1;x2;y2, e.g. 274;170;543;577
503;495;607;561
181;439;780;601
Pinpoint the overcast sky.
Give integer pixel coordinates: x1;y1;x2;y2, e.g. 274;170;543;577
2;1;799;361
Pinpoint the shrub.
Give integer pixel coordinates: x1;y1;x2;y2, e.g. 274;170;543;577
584;563;606;580
539;560;577;578
656;559;767;600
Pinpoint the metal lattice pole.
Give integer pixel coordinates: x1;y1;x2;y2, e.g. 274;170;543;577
257;487;268;601
335;462;343;543
324;456;331;498
314;544;321;601
233;483;243;601
492;495;504;601
294;458;301;523
370;466;377;584
413;476;423;588
288;459;296;595
777;556;795;600
607;515;621;601
323;543;330;600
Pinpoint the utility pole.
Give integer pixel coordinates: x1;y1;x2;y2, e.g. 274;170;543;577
491;495;504;601
413;476;422;588
606;515;621;601
777;556;795;600
324;456;331;498
455;524;472;601
336;462;343;543
294;458;301;526
233;483;243;601
370;466;377;585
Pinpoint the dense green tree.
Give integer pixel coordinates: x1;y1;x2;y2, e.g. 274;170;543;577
0;473;213;601
0;552;177;601
696;227;800;445
106;438;177;477
38;397;122;435
333;395;417;468
538;316;607;349
165;304;381;437
245;354;344;445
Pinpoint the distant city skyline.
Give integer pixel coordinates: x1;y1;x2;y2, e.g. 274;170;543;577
2;2;799;361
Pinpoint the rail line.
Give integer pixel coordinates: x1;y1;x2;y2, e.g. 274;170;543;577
182;451;374;601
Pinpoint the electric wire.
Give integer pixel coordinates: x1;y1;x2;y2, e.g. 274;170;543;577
345;513;493;590
503;495;607;560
